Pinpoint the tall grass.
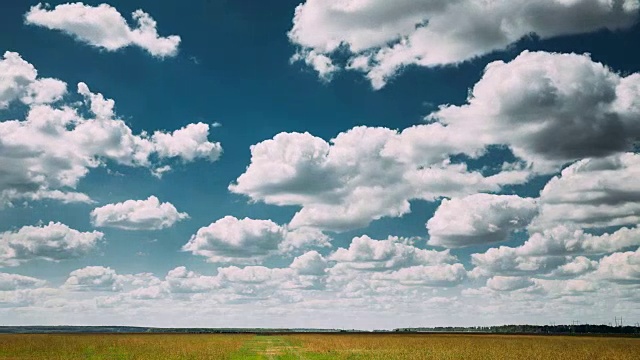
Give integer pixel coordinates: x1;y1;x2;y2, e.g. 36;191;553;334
1;333;638;359
0;333;250;360
283;333;640;360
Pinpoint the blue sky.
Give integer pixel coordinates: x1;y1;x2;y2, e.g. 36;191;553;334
1;0;640;329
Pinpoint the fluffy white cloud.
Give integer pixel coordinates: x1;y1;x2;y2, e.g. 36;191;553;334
182;216;329;263
551;256;598;278
151;123;223;162
289;0;639;88
0;51;66;108
427;194;538;248
25;3;180;57
231;127;528;232
0;222;103;267
90;196;189;230
471;226;640;277
64;266;161;292
64;266;121;291
431;51;640;171
233;51;640;232
329;235;454;271
593;248;640;283
183;216;282;264
0;53;222;207
535;153;640;229
290;251;328;276
0;273;46;291
164;267;219;293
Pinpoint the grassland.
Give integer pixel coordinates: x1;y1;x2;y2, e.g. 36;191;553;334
0;333;250;360
1;333;639;359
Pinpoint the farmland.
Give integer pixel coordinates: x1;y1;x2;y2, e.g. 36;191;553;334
1;333;639;359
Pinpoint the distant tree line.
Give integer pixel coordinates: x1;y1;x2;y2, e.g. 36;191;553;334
395;324;640;335
1;324;639;335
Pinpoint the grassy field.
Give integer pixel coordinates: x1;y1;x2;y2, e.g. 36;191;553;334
1;333;639;359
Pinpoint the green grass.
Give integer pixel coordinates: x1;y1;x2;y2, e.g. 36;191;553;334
1;333;639;359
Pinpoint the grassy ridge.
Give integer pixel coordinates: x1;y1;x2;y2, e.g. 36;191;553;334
1;333;639;359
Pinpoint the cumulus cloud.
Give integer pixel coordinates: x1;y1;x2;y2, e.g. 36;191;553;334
64;266;122;291
534;153;640;229
25;3;180;57
90;196;189;230
162;253;331;298
534;278;597;296
182;216;329;264
329;235;454;271
232;51;640;232
0;222;103;267
374;264;467;287
64;266;160;292
289;0;639;88
231;127;528;232
0;53;222;207
427;194;538;248
290;251;328;276
0;273;46;291
431;51;640;171
471;226;640;277
0;287;59;307
151;123;223;162
551;256;598;278
164;266;219;293
169;236;463;303
593;248;640;283
486;276;535;292
0;51;66;108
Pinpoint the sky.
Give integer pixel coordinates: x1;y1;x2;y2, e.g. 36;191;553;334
1;0;640;329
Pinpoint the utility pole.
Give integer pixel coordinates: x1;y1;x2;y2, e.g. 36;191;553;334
615;317;623;327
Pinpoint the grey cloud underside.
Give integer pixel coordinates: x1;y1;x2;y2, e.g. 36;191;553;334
534;153;640;229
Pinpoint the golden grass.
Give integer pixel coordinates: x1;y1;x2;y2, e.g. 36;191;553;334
282;333;640;360
1;333;639;359
0;333;250;360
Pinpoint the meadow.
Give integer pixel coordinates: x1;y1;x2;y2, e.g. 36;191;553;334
1;333;639;359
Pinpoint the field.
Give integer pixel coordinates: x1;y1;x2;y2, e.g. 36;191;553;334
1;333;639;359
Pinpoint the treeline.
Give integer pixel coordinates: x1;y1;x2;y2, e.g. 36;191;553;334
2;324;639;335
0;326;339;334
395;324;640;335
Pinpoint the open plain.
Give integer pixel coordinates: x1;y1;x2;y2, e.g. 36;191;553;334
1;333;639;359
